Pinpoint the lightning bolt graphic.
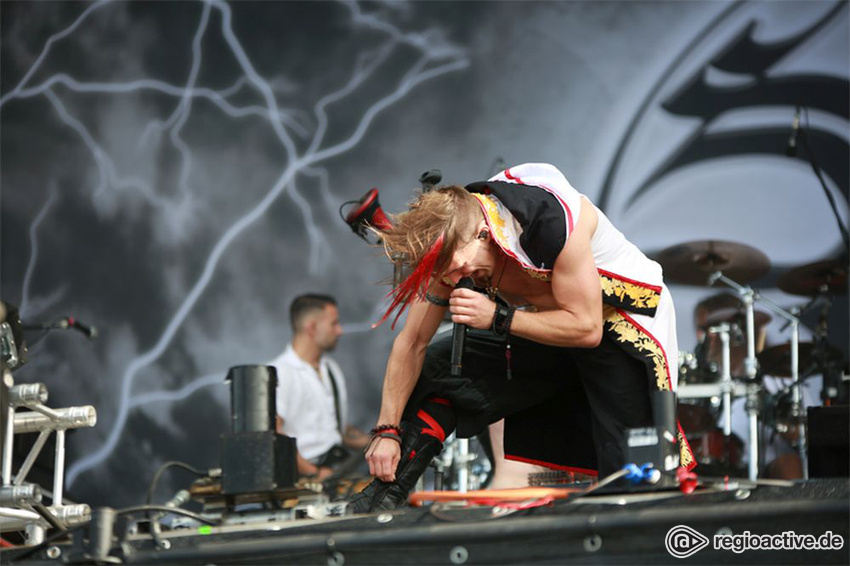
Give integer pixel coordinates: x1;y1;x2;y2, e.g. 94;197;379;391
19;187;61;319
0;0;472;488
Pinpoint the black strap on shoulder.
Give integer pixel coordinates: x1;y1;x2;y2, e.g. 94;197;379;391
326;365;343;435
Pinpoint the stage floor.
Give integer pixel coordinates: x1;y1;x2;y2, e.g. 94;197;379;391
5;478;849;565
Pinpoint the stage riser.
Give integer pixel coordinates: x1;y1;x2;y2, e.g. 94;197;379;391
4;480;847;565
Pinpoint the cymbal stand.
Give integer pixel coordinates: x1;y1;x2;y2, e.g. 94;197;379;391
812;292;841;405
751;292;805;479
706;323;733;436
709;271;761;480
456;438;470;493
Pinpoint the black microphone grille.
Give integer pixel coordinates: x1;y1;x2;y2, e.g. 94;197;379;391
457;277;475;290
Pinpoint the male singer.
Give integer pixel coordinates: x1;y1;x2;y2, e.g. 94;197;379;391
349;163;693;513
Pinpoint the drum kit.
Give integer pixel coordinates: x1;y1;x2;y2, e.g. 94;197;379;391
656;240;847;481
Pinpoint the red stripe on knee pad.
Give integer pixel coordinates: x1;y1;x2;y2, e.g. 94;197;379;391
416;409;446;442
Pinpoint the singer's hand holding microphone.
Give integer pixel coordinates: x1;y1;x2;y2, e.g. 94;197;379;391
449;278;494;330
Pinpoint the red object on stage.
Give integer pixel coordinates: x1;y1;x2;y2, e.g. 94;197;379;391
344;188;393;238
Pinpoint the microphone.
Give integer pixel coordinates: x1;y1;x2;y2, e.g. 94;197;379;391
67;317;98;340
786;105;801;157
450;277;475;377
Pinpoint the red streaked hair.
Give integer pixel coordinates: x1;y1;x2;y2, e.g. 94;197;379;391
372;186;482;329
375;234;444;329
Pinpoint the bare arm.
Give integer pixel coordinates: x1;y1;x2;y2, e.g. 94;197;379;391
509;199;602;347
450;198;602;348
368;291;447;480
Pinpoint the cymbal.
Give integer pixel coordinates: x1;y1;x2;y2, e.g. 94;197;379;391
777;259;847;296
655;240;770;286
758;342;844;377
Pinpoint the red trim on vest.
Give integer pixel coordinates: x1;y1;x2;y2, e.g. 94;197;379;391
428;397;452;406
416;409;446;442
504;454;599;477
597;268;663;293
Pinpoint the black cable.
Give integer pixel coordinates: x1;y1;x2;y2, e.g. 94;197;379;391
338;200;359;223
564;467;630;501
117;505;218;526
145;461;205;506
799;107;850;253
143;461;207;549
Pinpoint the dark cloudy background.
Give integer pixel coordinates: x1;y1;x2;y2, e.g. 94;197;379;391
1;0;847;507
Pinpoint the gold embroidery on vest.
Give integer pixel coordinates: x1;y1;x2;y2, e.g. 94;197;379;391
604;309;695;470
599;273;660;311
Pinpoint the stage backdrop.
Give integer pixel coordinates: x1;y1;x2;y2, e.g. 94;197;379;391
1;0;847;506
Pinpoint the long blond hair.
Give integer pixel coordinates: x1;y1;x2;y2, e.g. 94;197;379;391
374;186;482;326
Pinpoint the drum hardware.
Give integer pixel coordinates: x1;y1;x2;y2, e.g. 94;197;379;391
425;433;491;494
659;240;847;480
777;258;847;405
777;258;847;297
706;323;734;436
688;430;744;468
708;270;807;480
656;241;819;480
758;342;843;379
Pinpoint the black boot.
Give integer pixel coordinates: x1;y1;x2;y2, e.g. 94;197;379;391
348;427;443;514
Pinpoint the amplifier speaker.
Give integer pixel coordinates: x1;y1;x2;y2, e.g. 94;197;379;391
807;405;849;478
221;431;297;494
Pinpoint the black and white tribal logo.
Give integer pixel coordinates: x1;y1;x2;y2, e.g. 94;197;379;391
598;1;848;230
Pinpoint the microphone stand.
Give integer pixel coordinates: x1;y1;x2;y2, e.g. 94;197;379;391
797;115;850;254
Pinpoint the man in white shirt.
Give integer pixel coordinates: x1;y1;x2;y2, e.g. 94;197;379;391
271;294;368;479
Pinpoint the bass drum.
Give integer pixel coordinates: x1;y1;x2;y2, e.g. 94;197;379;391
677;349;720;385
688;429;745;476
